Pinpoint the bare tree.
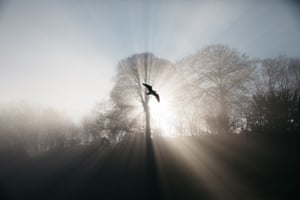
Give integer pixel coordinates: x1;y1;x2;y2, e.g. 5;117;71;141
256;55;300;93
109;53;174;198
180;44;255;134
246;55;300;134
0;102;78;154
110;52;173;138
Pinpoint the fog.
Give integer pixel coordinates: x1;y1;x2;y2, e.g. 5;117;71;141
1;0;300;122
1;1;300;199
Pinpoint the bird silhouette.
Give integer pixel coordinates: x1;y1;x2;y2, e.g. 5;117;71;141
142;83;160;102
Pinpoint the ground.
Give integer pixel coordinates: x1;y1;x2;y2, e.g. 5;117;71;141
0;134;299;200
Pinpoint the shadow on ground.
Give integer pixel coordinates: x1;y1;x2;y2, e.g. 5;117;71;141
0;134;299;200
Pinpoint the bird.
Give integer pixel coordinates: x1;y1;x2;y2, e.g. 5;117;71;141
142;83;160;102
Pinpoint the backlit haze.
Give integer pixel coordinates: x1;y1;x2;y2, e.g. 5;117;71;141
1;0;299;123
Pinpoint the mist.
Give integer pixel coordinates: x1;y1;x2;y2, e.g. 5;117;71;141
1;0;300;200
1;0;300;123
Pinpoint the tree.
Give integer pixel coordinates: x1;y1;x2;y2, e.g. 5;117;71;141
109;53;173;199
246;55;300;134
0;102;77;154
110;52;173;139
256;55;300;93
180;44;255;134
247;88;300;134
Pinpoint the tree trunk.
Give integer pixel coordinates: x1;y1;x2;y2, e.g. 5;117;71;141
219;88;230;134
144;55;160;199
144;54;151;140
145;95;151;140
145;100;160;199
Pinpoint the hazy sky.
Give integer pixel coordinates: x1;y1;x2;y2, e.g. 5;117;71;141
0;0;299;122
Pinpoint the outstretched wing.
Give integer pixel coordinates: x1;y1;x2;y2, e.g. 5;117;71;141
153;91;160;102
142;83;152;90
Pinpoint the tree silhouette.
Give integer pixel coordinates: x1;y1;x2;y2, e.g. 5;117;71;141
246;55;300;134
180;44;255;134
247;88;300;134
110;52;173;138
109;52;174;198
256;55;300;93
0;103;78;154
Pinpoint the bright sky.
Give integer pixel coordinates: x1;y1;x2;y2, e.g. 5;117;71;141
0;0;299;123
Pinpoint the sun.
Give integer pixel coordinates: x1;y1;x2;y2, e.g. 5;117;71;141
149;94;177;137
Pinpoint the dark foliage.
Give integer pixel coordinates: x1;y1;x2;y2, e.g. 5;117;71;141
247;88;300;134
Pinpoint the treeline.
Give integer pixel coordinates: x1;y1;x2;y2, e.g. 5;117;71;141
0;103;82;155
1;44;300;155
85;44;300;140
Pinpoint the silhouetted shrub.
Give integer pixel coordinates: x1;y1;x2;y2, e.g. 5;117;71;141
247;88;300;134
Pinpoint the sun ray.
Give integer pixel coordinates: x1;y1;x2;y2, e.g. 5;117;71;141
149;91;177;137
